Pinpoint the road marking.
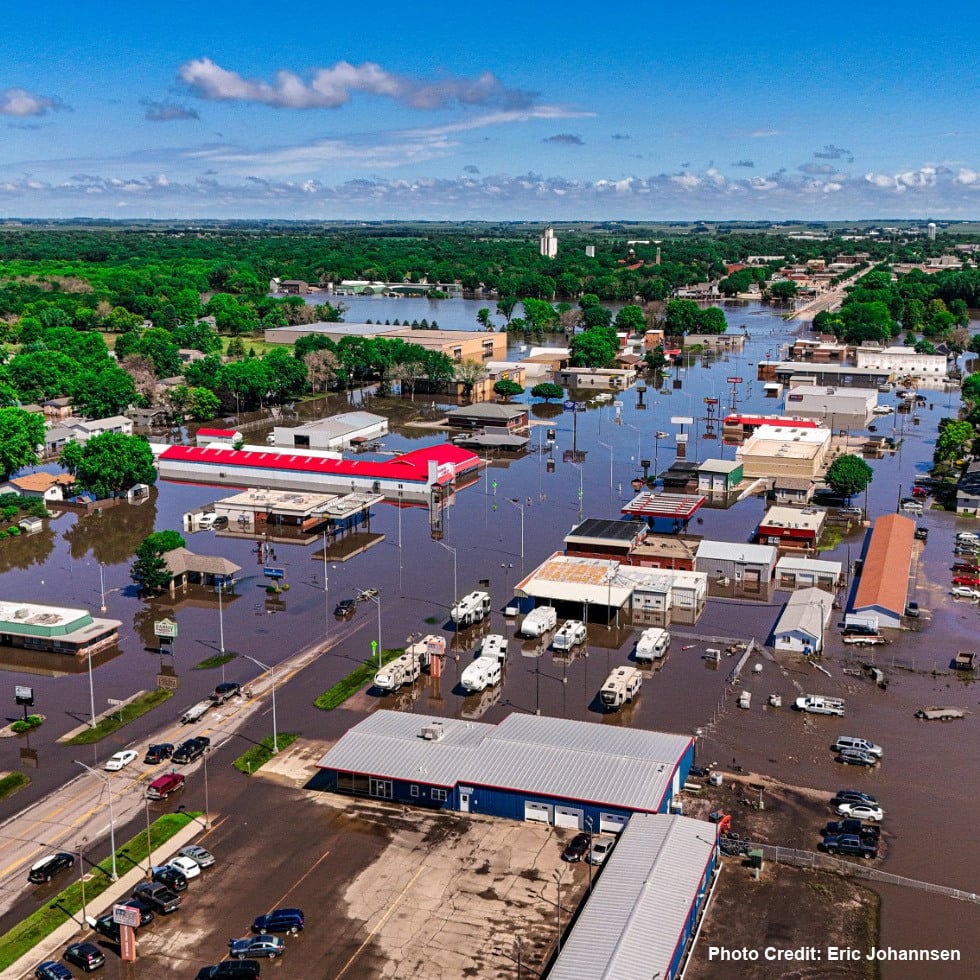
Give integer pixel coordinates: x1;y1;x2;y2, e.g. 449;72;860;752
333;865;425;980
268;849;331;912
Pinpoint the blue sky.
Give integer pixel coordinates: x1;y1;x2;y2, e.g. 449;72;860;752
2;1;979;220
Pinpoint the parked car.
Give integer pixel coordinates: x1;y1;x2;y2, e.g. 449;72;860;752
952;575;980;587
64;943;105;972
92;915;121;943
173;736;210;764
835;802;885;822
588;838;615;866
104;749;138;771
211;682;241;704
334;598;357;619
837;506;864;518
178;844;215;868
195;962;261;980
143;743;174;764
833;790;877;807
168;855;201;880
911;486;929;498
251;908;304;935
904;601;920;618
134;880;181;913
151;864;188;892
836;749;878;767
228;935;286;960
823;819;880;840
561;832;591;863
34;961;73;980
950;586;980;599
914;527;929;541
28;852;74;884
819;834;879;858
119;897;155;926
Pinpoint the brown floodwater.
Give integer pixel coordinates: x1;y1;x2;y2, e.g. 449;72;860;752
1;303;978;971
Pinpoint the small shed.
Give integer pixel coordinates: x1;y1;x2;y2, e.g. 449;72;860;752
697;458;743;493
772;587;834;654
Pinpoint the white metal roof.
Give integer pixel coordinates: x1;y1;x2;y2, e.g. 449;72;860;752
775;556;843;575
515;554;633;608
773;587;834;640
316;711;691;813
695;540;777;566
549;813;715;980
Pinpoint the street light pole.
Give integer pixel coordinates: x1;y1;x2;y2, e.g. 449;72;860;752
86;649;96;730
241;654;278;754
74;762;117;881
322;530;329;630
436;541;457;615
355;589;383;669
598;441;613;490
507;498;525;571
77;837;88;930
98;562;106;613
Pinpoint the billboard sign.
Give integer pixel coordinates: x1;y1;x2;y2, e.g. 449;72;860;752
153;619;178;639
263;567;285;580
14;685;34;706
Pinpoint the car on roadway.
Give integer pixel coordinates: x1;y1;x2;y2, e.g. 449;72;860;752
951;586;980;599
835;802;884;822
28;852;75;884
819;834;879;858
64;942;105;972
588;837;615;866
168;855;202;879
911;485;929;498
179;844;216;868
34;962;73;980
952;575;980;587
104;749;138;771
836;749;878;767
228;935;286;959
914;526;929;542
151;864;188;892
837;506;864;518
211;682;241;704
872;405;893;415
334;598;357;619
143;743;174;764
195;962;261;980
251;907;305;935
561;832;591;862
833;790;877;807
173;736;210;764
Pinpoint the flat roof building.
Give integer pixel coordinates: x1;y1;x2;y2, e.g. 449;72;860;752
621;492;705;533
695;541;778;591
515;553;632;622
563;519;648;562
855;345;948;379
756;505;826;548
0;600;121;657
445;403;529;431
775;555;844;592
271;411;388;452
736;425;831;480
697;458;743;493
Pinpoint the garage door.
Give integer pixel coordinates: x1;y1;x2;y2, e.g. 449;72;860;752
524;801;553;824
554;805;583;830
599;812;628;833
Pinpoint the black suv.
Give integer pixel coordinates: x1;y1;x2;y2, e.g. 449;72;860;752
173;736;211;764
561;833;591;863
251;907;304;935
93;914;121;943
144;743;174;764
211;682;241;704
334;598;357;619
151;864;188;892
28;852;74;884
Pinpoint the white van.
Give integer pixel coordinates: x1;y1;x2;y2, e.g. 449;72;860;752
832;736;883;758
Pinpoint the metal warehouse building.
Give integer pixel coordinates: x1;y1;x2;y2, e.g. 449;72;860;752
549;813;718;980
316;710;694;830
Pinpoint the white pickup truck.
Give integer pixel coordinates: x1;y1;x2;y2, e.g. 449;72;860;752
794;694;845;717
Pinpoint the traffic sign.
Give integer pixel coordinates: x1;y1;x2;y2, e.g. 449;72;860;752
153;619;178;639
263;567;285;579
107;698;124;706
703;397;718;405
726;376;743;384
14;685;34;706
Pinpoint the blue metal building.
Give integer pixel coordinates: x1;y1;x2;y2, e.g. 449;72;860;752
316;710;694;830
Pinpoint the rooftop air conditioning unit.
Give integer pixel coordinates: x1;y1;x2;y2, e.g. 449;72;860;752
420;723;445;741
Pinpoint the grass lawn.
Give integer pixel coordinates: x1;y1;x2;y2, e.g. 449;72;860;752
65;689;173;745
313;648;404;711
232;733;300;775
0;811;196;971
0;771;30;803
193;653;238;670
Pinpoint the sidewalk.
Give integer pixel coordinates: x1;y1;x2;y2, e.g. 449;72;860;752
0;816;211;980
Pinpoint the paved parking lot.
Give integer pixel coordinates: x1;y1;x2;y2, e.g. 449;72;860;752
22;739;590;979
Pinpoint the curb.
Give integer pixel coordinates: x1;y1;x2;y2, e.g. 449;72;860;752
0;815;212;980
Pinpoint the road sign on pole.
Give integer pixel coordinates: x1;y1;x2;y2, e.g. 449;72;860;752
153;619;178;639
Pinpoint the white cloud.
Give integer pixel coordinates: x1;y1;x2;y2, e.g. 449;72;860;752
670;173;702;190
0;87;66;117
747;129;782;138
954;168;980;186
178;57;536;111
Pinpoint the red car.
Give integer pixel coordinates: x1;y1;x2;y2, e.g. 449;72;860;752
953;563;979;574
911;486;929;498
952;575;980;587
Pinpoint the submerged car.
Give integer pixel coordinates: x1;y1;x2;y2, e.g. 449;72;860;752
251;907;304;934
104;749;138;771
334;598;357;619
950;586;980;599
836;749;878;767
833;790;877;807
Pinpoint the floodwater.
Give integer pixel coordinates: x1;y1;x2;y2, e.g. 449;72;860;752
2;300;979;971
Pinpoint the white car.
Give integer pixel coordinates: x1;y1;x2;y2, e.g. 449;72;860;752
104;750;138;772
950;586;980;600
177;844;215;869
835;802;884;822
166;855;201;879
872;405;893;415
588;838;615;866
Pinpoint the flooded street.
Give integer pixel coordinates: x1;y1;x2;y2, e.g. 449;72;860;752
2;300;978;970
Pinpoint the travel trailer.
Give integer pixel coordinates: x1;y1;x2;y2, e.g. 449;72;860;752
552;620;587;652
634;628;671;662
451;591;492;627
599;666;643;711
521;606;558;638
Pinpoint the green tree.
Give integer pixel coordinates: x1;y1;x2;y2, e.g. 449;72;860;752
825;454;874;501
934;419;974;463
69;366;137;417
0;407;46;479
614;305;646;333
664;299;702;335
188;387;221;420
769;280;799;300
476;308;493;331
60;432;156;499
131;530;186;593
493;379;524;401
697;307;728;334
569;326;619;367
531;382;564;402
496;297;518;323
581;304;613;329
455;360;488;397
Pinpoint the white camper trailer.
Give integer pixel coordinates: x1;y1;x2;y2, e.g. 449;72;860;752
634;628;671;662
451;591;492;627
521;606;558;638
599;666;643;711
552;620;587;652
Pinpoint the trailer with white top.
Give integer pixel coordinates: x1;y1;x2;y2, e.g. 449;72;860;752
599;666;643;711
451;591;492;627
479;634;508;662
460;656;503;693
520;606;558;638
634;627;671;662
374;653;422;693
552;620;587;652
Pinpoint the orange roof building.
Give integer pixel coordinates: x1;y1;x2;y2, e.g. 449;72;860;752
851;513;916;627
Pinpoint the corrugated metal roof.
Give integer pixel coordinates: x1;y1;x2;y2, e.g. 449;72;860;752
549;813;715;980
696;540;777;565
317;711;691;813
775;556;842;575
773;587;833;640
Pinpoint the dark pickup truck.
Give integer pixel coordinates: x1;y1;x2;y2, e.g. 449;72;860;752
824;819;880;840
173;736;211;764
133;881;181;914
820;834;879;858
